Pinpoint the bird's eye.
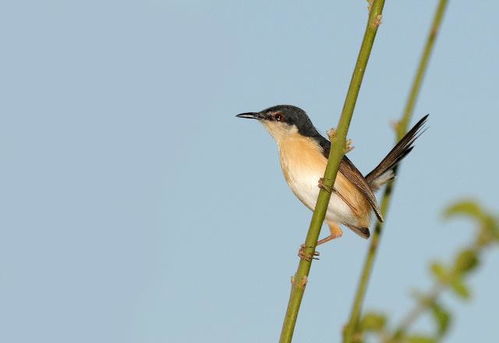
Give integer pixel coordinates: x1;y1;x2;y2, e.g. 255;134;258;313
274;113;284;121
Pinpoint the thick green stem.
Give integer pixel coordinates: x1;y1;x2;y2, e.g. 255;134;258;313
342;1;448;342
279;2;386;342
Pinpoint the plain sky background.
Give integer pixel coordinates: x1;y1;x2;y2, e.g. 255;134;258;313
1;1;498;342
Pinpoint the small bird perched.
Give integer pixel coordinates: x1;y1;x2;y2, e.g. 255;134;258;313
236;105;427;248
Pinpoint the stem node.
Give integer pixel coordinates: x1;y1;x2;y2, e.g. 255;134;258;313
371;14;383;28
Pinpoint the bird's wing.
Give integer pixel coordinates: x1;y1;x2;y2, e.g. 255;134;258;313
339;156;383;222
315;135;383;222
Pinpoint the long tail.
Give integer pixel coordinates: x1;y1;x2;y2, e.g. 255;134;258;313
366;115;428;191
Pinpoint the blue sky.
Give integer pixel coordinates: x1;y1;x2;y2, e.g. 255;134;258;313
1;1;498;342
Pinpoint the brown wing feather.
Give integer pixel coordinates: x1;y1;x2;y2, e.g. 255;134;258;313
340;156;384;222
317;137;383;222
314;115;428;223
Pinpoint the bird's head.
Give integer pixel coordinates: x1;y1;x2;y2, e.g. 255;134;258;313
236;105;320;143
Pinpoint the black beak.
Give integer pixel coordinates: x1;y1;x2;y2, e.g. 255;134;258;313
236;112;265;120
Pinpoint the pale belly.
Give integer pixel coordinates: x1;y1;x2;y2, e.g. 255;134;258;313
280;156;359;226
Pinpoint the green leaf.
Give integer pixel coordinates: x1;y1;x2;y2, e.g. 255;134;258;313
430;261;449;284
443;200;484;221
450;278;471;300
444;200;499;247
454;249;479;274
478;215;499;246
407;335;437;343
359;311;386;332
430;302;452;337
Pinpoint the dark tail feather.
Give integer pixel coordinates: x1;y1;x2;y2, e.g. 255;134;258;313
366;115;428;190
346;225;370;239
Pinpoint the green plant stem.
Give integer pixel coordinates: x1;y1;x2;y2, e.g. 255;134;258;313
392;242;480;340
342;1;448;342
397;0;449;138
392;283;444;339
279;2;386;342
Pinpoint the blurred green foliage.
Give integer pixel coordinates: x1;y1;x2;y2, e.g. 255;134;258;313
355;199;499;342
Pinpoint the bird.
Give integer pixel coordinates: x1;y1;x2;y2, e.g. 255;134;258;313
236;105;427;249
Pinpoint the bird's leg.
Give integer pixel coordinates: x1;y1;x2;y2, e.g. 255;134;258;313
297;223;343;260
317;222;343;246
297;244;320;261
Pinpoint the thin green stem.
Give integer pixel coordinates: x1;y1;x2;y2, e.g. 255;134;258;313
397;0;449;139
279;2;386;342
392;283;444;339
392;242;481;340
343;1;449;342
